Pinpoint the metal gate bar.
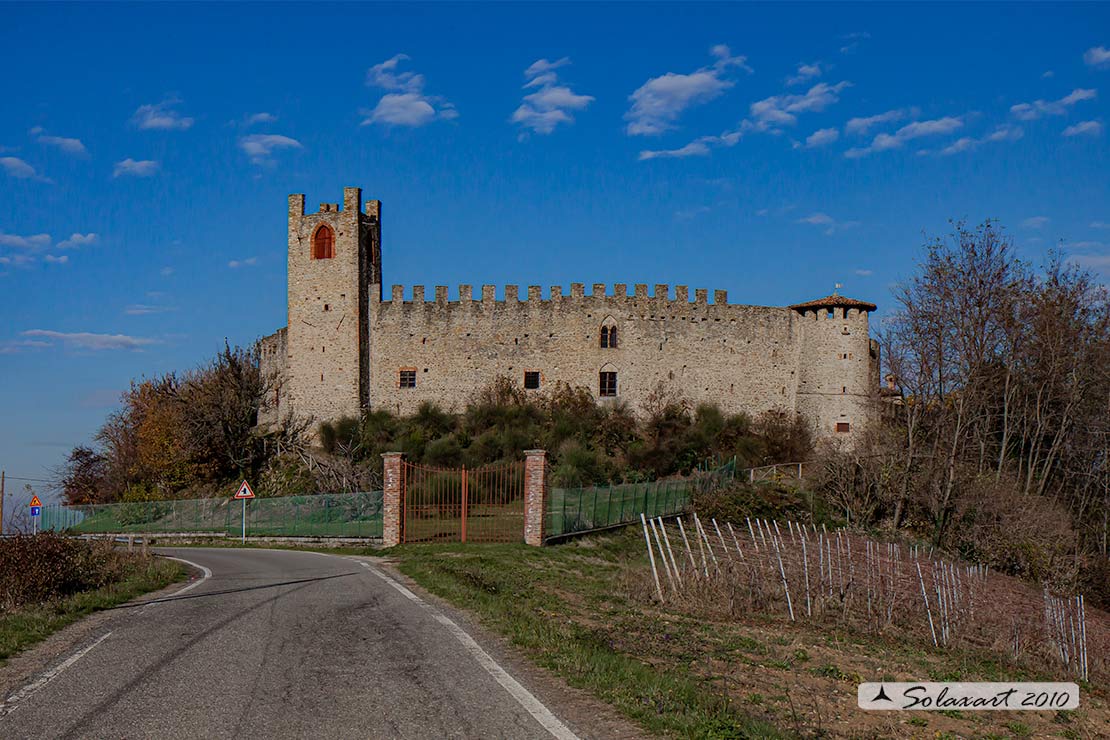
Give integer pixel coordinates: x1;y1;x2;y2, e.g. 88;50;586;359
402;460;524;543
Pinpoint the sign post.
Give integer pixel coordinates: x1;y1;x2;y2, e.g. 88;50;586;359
233;481;255;543
29;494;42;535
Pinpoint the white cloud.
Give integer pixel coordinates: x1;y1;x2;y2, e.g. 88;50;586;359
845;116;963;157
639;78;847;159
362;54;457;127
638;128;742;160
787;62;823;86
796;212;859;235
1022;216;1049;229
931;124;1023;156
747;81;852;132
125;304;176;315
1091;221;1110;229
1;156;51;182
43;254;68;264
1010;88;1096;120
228;257;258;268
22;329;157;351
854;269;873;276
1062;120;1103;137
839;31;870;55
0;339;52;354
160;266;174;277
805;128;839;148
131;98;194;130
1069;250;1110;272
238;134;303;165
57;233;98;249
245;112;277;126
674;205;711;220
512;58;594;136
1042;70;1055;79
1084;46;1110;68
624;45;750;136
29;127;88;156
113;158;159;178
0;232;51;250
845;109;910;135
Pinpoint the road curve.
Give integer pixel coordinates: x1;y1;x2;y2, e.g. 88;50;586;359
0;548;584;739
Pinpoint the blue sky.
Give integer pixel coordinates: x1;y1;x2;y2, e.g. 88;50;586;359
2;3;1108;505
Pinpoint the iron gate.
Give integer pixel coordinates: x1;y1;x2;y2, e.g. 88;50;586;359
402;460;525;543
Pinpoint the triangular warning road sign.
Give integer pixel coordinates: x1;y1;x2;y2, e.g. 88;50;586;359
29;495;42;507
234;481;256;499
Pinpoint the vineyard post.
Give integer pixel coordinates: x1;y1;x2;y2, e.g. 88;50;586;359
649;518;675;592
657;518;683;586
640;513;664;602
676;517;697;573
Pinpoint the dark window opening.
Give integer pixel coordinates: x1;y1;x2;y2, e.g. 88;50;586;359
836;422;851;433
399;369;416;388
524;371;540;390
599;371;617;397
324;304;330;312
312;225;335;260
600;325;618;349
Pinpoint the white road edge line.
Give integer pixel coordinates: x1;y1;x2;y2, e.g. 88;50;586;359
159;556;213;599
355;560;581;740
0;554;213;719
0;631;113;719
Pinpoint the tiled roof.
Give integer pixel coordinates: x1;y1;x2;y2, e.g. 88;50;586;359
788;294;877;311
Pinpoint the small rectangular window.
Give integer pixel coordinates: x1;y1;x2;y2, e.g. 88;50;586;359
399;369;416;388
599;371;617;397
836;422;850;433
524;371;540;390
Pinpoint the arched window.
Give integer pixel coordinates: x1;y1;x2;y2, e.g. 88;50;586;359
312;225;335;260
600;323;618;349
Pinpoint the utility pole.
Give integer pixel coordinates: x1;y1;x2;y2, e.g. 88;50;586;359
0;470;5;536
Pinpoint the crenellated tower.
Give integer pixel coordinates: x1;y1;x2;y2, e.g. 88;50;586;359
284;188;381;425
791;294;879;443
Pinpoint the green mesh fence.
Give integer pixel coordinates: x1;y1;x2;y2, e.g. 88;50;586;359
39;491;384;539
545;479;694;540
545;460;740;541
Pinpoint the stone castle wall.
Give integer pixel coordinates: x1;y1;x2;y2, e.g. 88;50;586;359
368;284;801;419
259;188;880;444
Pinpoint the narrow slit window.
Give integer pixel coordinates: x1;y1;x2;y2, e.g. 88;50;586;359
399;369;417;388
524;371;540;390
599;371;617;397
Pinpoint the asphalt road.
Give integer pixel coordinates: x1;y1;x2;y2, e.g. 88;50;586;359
0;548;586;739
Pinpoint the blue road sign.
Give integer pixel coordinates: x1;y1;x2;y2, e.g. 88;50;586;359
30;506;41;517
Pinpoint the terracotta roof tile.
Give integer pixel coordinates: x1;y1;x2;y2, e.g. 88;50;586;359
789;294;877;311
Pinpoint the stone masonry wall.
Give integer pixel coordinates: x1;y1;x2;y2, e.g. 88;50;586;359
284;189;379;426
367;283;808;420
258;326;287;428
795;306;878;442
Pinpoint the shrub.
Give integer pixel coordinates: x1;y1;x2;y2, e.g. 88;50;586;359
0;534;135;611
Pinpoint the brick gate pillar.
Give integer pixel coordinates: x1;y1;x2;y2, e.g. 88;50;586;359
382;452;403;547
523;449;548;546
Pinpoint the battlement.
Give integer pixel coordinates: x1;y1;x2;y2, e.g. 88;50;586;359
287;188;382;217
372;282;742;307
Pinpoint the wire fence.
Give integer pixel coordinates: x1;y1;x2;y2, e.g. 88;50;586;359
39;491;384;539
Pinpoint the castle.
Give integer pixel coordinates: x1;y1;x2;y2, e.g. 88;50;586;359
259;188;880;442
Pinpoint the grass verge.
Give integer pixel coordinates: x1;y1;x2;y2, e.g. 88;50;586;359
385;529;1108;739
0;556;185;664
389;530;786;738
